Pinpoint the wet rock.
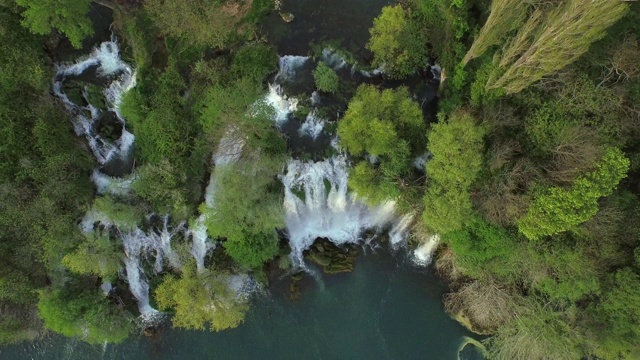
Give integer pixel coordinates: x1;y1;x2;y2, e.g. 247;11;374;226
288;272;304;301
304;238;359;274
280;12;295;22
143;326;159;337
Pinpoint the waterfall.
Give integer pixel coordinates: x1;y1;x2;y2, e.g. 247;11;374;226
413;152;431;173
389;212;415;247
298;110;325;139
264;55;417;266
189;134;245;272
275;55;309;83
264;84;298;124
321;49;348;70
91;169;135;196
122;229;162;315
413;234;441;266
53;38;136;164
152;215;183;271
281;156;398;265
430;64;442;81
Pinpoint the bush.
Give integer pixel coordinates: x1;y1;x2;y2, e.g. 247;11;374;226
367;5;428;78
231;43;278;82
313;62;340;93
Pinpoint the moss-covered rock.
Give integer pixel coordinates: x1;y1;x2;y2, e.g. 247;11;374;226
304;238;359;274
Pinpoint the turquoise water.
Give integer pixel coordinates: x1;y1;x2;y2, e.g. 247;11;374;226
1;250;480;359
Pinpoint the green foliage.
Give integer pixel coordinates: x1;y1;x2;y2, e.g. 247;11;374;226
588;268;640;357
62;231;122;281
199;77;287;155
313;62;340;93
231;43;278;82
485;301;583;360
423;111;485;234
118;11;156;72
470;57;504;107
124;59;198;165
411;0;470;71
518;147;630;240
367;5;428;78
15;0;93;48
155;262;249;331
145;0;252;49
489;0;630;93
446;216;520;279
337;85;425;205
133;159;191;221
530;240;601;303
91;196;145;232
204;156;284;270
463;0;528;65
37;279;132;344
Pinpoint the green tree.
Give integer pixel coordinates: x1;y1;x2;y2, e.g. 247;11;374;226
37;279;132;344
91;196;146;232
145;0;252;49
588;268;640;358
423;111;485;234
446;216;520;279
204;156;284;270
462;0;528;65
367;4;428;78
488;0;629;93
313;62;340;93
62;231;122;280
518;147;630;240
337;85;425;205
231;43;278;82
155;262;249;331
15;0;93;48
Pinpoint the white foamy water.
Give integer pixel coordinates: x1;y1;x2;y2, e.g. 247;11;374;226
189;133;245;272
265;57;416;264
389;212;415;247
321;48;348;70
275;55;309;83
53;38;136;164
413;234;441;266
91;169;135;196
264;84;298;124
281;156;399;265
298;110;325;139
122;229;161;315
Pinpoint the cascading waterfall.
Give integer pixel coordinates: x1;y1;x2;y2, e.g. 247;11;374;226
276;55;310;83
152;216;184;271
57;39;262;320
298;110;325;139
189;134;245;272
91;169;135;196
413;235;441;266
281;156;398;265
268;54;436;266
122;229;162;316
53;38;136;165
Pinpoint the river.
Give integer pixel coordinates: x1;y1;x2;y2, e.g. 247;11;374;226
1;249;482;359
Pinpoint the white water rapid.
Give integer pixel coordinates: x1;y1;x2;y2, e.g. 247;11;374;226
53;38;136;165
268;55;427;266
189;134;245;272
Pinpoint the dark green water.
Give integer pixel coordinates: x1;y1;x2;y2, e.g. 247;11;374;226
1;251;480;360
